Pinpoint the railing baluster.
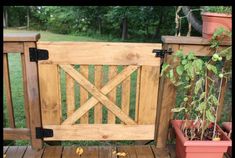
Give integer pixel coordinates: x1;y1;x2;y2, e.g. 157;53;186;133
3;53;15;128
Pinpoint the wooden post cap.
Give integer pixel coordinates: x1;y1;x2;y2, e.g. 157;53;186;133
4;33;41;42
161;36;231;46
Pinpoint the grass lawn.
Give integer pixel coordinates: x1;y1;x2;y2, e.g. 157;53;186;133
3;29;231;146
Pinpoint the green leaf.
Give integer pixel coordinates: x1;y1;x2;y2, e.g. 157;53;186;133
206;64;218;74
161;63;170;76
193;59;204;74
169;69;174;80
181;59;188;65
199;92;206;101
185;62;194;79
206;110;215;122
176;65;184;76
194;78;204;94
175;50;183;58
171;107;186;113
184;85;191;89
196;102;206;112
210;95;219;106
187;52;195;60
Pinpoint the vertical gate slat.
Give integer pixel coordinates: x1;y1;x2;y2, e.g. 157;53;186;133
121;65;131;124
135;68;141;122
3;53;15;128
80;65;89;124
66;73;75;117
21;53;30;128
108;66;118;124
94;65;103;124
38;64;61;125
137;66;160;125
23;42;43;149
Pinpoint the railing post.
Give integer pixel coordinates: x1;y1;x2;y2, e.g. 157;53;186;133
155;36;231;148
4;33;43;150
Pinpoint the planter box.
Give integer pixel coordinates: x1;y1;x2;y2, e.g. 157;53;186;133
201;12;232;39
222;122;232;156
171;120;231;158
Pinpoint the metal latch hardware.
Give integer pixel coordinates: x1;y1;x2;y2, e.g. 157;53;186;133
29;48;49;62
35;127;53;139
152;48;173;58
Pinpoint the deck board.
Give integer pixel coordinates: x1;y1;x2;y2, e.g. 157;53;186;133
3;146;9;154
5;146;27;158
3;145;230;158
42;146;63;158
117;145;137;158
23;146;44;158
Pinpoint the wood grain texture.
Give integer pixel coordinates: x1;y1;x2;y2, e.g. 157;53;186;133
79;65;89;124
94;66;103;124
121;66;131;124
60;64;136;125
66;73;75;117
4;128;30;140
161;36;231;46
107;66;118;124
156;44;179;148
62;65;138;125
23;42;43;149
151;145;170;158
3;146;9;154
5;146;27;158
4;33;41;42
44;124;154;140
42;146;63;158
137;66;160;124
23;146;44;158
21;54;30;128
3;54;15;128
38;64;61;125
4;42;24;53
99;146;117;158
134;145;155;158
117;145;137;158
37;42;161;66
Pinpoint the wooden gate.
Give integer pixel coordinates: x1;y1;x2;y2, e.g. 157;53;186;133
37;42;162;141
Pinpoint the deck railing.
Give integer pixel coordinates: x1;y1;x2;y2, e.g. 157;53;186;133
3;33;231;150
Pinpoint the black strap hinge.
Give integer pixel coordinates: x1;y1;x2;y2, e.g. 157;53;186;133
36;127;53;139
152;48;173;58
29;48;49;62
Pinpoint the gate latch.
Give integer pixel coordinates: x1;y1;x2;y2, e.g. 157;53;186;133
152;48;173;58
29;48;49;62
36;127;53;139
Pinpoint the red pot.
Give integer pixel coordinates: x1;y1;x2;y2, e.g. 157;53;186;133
201;12;232;39
222;122;232;156
171;120;231;158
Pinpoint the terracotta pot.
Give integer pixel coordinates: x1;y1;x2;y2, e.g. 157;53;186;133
222;122;232;156
201;12;232;39
171;120;231;158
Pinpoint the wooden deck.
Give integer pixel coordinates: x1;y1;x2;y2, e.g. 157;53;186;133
3;145;231;158
3;145;171;158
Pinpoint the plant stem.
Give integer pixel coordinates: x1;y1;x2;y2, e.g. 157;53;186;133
212;68;224;139
201;71;208;140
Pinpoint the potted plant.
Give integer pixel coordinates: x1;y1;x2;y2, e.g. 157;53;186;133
222;122;232;156
161;28;232;158
201;6;232;39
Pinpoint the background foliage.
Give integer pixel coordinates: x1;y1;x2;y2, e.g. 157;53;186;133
3;6;202;42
